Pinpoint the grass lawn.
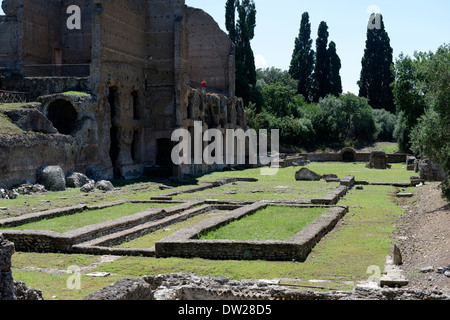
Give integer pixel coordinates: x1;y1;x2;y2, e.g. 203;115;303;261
200;206;325;241
0;113;24;135
8;164;409;299
175;167;339;202
304;162;414;183
4;202;176;233
115;210;230;249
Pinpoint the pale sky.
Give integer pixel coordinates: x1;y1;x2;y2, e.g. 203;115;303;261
186;0;450;94
2;1;449;94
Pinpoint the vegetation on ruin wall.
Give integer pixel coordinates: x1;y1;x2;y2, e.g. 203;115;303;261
0;113;24;135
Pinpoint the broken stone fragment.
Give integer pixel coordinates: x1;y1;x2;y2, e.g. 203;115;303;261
295;168;322;181
66;172;92;188
80;181;95;193
393;244;403;266
37;166;66;192
95;180;114;192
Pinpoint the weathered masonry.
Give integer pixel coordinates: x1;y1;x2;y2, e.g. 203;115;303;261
0;0;246;187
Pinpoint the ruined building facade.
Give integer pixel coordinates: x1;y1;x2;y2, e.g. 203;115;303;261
0;0;247;186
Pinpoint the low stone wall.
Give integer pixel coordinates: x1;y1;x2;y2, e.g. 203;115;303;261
156;204;348;261
0;201;200;253
2;77;91;101
301;152;407;164
312;185;348;205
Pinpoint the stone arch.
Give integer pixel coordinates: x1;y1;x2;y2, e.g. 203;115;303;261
45;99;79;135
340;147;357;162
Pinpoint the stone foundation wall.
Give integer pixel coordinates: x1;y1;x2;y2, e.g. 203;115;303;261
300;152;407;163
156;204;348;261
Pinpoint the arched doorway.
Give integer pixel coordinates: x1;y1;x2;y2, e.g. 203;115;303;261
341;148;357;162
46;99;78;135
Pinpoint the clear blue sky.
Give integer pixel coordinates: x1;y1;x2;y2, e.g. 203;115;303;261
2;1;448;94
186;0;450;94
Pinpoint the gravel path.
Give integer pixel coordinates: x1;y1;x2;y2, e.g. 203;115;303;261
395;183;450;292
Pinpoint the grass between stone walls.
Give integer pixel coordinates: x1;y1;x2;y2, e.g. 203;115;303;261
8;165;408;299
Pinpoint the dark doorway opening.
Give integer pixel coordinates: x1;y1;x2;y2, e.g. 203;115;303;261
108;87;121;178
132;91;140;120
342;150;356;162
156;138;174;166
47;99;78;135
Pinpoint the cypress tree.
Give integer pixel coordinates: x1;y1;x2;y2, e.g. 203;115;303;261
313;21;330;102
358;13;395;112
225;0;239;42
289;12;315;102
327;41;342;96
225;0;257;105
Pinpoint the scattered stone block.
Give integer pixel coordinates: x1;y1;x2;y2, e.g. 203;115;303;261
418;158;445;181
393;244;402;266
410;176;425;187
80;181;95;193
419;266;434;273
340;176;355;188
67;172;92;188
86;272;111;278
406;156;416;171
295;168;322;181
366;151;390;169
323;174;340;183
380;256;409;288
36;166;66;192
95;180;114;192
397;192;413;198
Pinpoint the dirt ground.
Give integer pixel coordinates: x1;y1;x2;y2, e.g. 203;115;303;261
395;182;450;292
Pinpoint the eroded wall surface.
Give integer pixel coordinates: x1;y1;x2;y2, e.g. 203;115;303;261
0;0;247;182
186;6;235;96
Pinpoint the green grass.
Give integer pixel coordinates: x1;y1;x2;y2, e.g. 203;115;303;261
0;182;194;219
305;162;414;183
116;210;230;249
5;202;175;233
200;206;325;241
8;165;410;299
175;167;339;202
377;142;400;154
63;91;90;96
0;113;24;135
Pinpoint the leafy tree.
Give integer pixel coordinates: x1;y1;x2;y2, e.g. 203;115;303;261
358;13;395;112
392;53;427;150
327;41;342;96
257;67;298;91
318;94;378;142
410;44;450;200
260;83;305;118
373;109;397;141
289;12;315;102
313;21;330;102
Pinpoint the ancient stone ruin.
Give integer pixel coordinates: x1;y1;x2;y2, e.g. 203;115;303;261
0;0;247;189
366;151;390;169
417;158;445;182
0;234;43;300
